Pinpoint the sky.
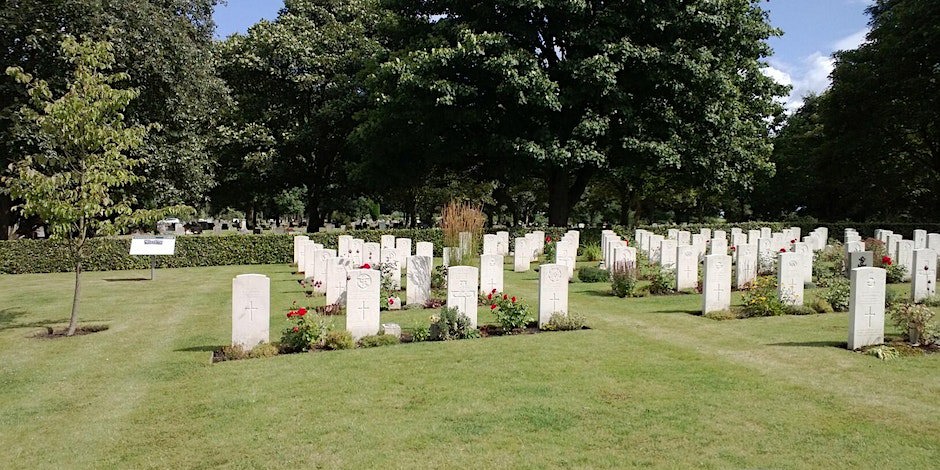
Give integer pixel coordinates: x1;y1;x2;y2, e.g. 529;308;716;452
213;0;874;113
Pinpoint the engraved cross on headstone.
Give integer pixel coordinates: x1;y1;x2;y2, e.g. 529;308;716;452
454;290;476;314
550;292;562;312
357;300;369;321
244;298;260;321
865;305;877;328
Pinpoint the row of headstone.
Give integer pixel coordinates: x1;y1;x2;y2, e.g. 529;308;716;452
600;230;637;271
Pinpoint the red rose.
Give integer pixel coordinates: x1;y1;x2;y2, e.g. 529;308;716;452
503;294;508;300
292;326;299;332
730;246;736;251
297;308;307;316
388;298;394;304
490;304;497;310
511;296;516;303
361;263;371;269
882;256;892;266
790;239;796;244
492;288;497;294
487;293;492;300
779;248;787;253
545;236;552;243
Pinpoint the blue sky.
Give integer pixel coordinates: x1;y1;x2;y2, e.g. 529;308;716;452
213;0;874;112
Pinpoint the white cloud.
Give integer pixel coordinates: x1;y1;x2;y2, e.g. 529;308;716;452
765;28;869;113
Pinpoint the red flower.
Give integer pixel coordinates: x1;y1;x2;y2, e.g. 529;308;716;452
503;294;508;300
388;297;395;304
492;288;497;294
490;304;497;310
361;263;371;269
882;256;892;266
296;308;307;316
545;236;552;243
487;293;493;300
292;326;299;332
779;248;787;253
730;246;736;251
790;239;796;244
511;296;516;303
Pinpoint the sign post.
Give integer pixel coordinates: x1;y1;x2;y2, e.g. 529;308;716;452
130;236;177;280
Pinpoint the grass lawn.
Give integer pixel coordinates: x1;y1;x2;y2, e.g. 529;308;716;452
1;260;938;468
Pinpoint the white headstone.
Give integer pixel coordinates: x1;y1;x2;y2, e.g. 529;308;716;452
364;242;381;266
735;244;758;289
346;269;381;340
459;232;473;256
483;234;499;255
232;274;270;349
914;229;927;249
700;228;712;239
848;267;886;350
325;258;348;306
676;245;698;291
897;240;914;282
793;242;813;284
538;264;569;327
659;239;678;271
380;234;396;251
406;255;432;306
447;266;479;327
416;241;434;258
911;248;937;302
777;252;804;306
677;231;691;246
760;227;771;239
349;238;364;266
302;241;324;275
480;254;504;294
928;233;940;251
338;235;352;258
649;235;665;264
555;241;577;278
514;238;530;272
702;254;732;314
667;229;680;240
496;231;510;255
311;249;336;293
886;234;902;260
395;238;412;268
710;237;728;256
757;238;775;272
748;230;761;245
380;248;401;290
293;235;309;266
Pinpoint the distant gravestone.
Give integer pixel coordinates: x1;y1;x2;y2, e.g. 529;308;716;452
757;238;775;272
348;239;364;266
677;230;691;247
793;242;813;284
325;258;348;306
760;227;772;239
496;231;510;256
364;242;381;266
407;255;432;306
914;229;927;249
447;266;479;327
311;249;336;293
338;235;352;259
700;228;712;239
927;233;940;251
667;228;679;240
702;254;732;314
380;235;396;251
483;234;499;255
691;234;706;260
659;239;678;271
381;248;401;290
676;245;698;291
301;241;324;275
848;267;886;350
395;238;412;268
649;234;665;265
346;269;381;340
555;241;577;278
514;238;530;272
845;241;865;254
713;230;727;242
416;241;434;258
538;263;569;327
897;240;914;282
710;237;727;256
459;232;473;257
480;254;504;294
887;234;902;260
532;230;546;254
232;274;270;349
748;230;761;245
777;252;804;306
174;223;185;236
848;251;873;277
735;244;758;289
911;249;937;302
293;235;309;266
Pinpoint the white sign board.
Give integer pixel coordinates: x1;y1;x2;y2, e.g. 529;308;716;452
130;237;177;256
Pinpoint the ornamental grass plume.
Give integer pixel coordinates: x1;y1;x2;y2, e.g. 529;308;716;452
440;200;485;266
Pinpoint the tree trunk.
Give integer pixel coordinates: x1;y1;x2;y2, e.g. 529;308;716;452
547;167;569;227
67;261;83;336
305;192;322;233
0;194;14;240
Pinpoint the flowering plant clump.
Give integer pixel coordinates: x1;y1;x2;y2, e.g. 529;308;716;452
299;278;322;297
543;236;557;262
280;301;328;353
487;289;531;332
741;276;786;317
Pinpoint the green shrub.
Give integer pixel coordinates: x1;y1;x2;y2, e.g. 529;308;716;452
487;292;532;333
741;276;787;317
581;243;602;262
885;264;907;284
411;324;430;342
866;345;900;361
885;289;904;308
429;307;479;341
821;278;851;312
248;343;279;358
541;312;586;331
279;305;328;353
431;265;447;289
578;266;610;283
358;334;401;348
809;296;835;314
888;302;938;345
322;330;355;350
220;345;248;361
610;262;638;298
786;305;817;316
649;269;676;296
920;295;940;307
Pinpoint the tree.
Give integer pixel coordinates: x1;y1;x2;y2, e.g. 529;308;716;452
215;0;385;232
4;36;185;336
362;0;786;226
0;0;227;238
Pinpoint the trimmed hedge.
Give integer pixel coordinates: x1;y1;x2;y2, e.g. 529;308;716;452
4;223;938;274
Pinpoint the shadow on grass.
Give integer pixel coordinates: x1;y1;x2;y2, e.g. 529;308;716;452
0;307;71;332
580;290;614;297
769;341;845;348
650;309;702;315
104;277;151;282
176;345;223;352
